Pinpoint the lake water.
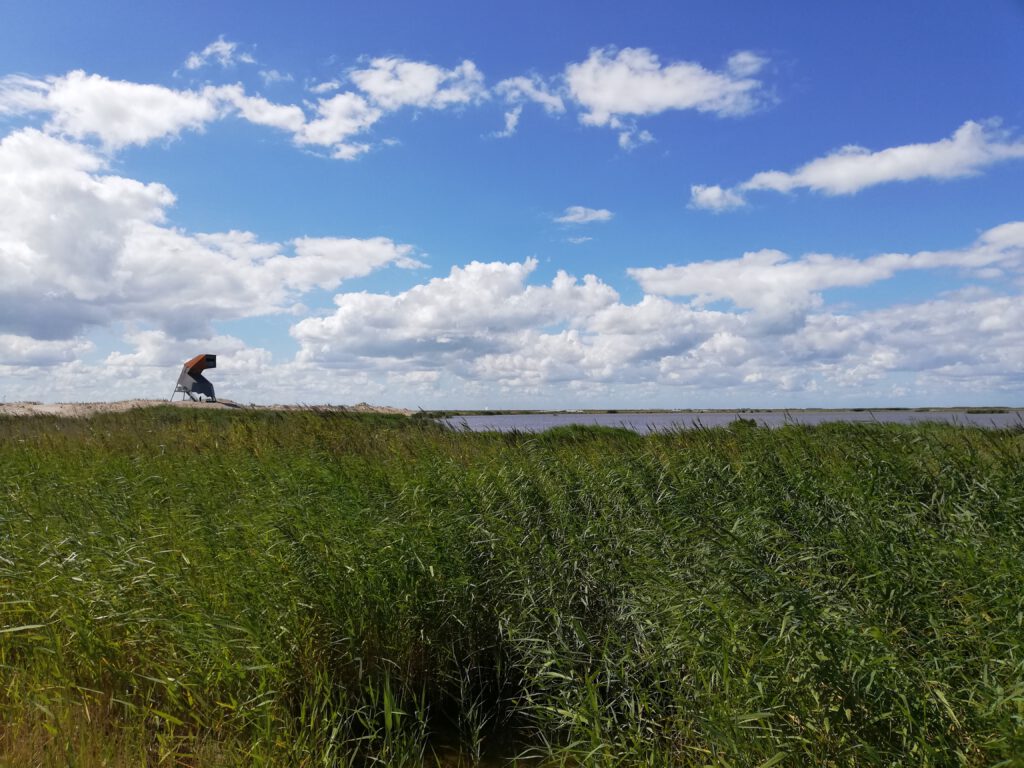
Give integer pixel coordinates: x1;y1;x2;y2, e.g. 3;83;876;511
442;410;1024;433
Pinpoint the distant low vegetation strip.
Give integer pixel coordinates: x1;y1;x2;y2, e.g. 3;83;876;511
1;409;1022;766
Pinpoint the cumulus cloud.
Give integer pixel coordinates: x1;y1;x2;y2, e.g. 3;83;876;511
0;340;394;405
492;105;522;138
291;262;735;393
308;79;341;94
689;184;746;212
104;329;255;368
1;330;293;405
784;293;1024;388
284;223;1024;399
491;75;564;137
0;71;226;149
259;69;293;86
11;281;1024;406
629;221;1024;332
489;48;769;147
0;70;335;152
217;84;306;132
292;258;618;366
495;75;566;114
285;237;425;291
650;288;1024;399
4;202;1024;403
726;51;769;78
293;91;381;157
4;53;1024;405
3;47;770;161
691;120;1024;209
0;334;93;366
0;55;492;161
0;71;306;150
565;47;768;129
618;128;653;151
0;128;420;341
184;36;256;71
285;56;490;155
0;74;50;114
349;57;487;110
555;206;614;224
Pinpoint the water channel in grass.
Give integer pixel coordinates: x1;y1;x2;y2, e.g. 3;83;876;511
441;409;1024;433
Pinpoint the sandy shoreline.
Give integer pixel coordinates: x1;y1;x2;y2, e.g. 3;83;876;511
0;399;413;417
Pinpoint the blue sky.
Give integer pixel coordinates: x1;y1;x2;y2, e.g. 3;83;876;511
1;1;1023;407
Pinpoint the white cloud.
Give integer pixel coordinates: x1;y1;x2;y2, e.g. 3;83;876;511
4;48;767;164
10;272;1024;406
618;128;653;151
647;287;1024;398
259;69;293;86
0;128;420;341
293;91;382;153
292;258;618;366
628;221;1024;332
555;206;614;224
0;70;226;149
0;334;93;366
0;128;175;339
4;210;1024;403
184;36;256;71
784;293;1024;387
291;263;733;394
0;69;366;159
308;79;341;94
691;120;1024;209
294;57;488;157
218;85;306;132
329;141;373;161
0;74;50;114
388;369;440;387
689;184;746;211
349;57;487;111
104;329;254;368
565;47;768;130
726;51;768;78
494;75;566;114
0;55;493;161
493;106;522;138
1;330;283;404
284;237;425;291
5;54;1024;405
567;236;593;245
0;344;397;405
491;75;565;138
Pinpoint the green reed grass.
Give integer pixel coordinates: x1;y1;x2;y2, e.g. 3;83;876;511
1;408;1023;766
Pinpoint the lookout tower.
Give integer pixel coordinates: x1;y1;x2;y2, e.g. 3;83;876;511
171;354;217;402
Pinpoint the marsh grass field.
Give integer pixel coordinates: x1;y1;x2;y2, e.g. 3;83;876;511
1;408;1023;766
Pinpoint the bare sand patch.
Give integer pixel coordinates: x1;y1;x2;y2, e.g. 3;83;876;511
0;400;412;417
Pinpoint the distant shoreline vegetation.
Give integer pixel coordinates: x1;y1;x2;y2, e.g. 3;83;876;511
418;406;1015;417
2;409;1023;765
431;407;1023;433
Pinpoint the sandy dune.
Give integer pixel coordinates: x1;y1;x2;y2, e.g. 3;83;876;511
0;400;412;417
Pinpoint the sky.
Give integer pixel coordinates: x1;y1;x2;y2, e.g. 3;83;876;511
1;0;1023;408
